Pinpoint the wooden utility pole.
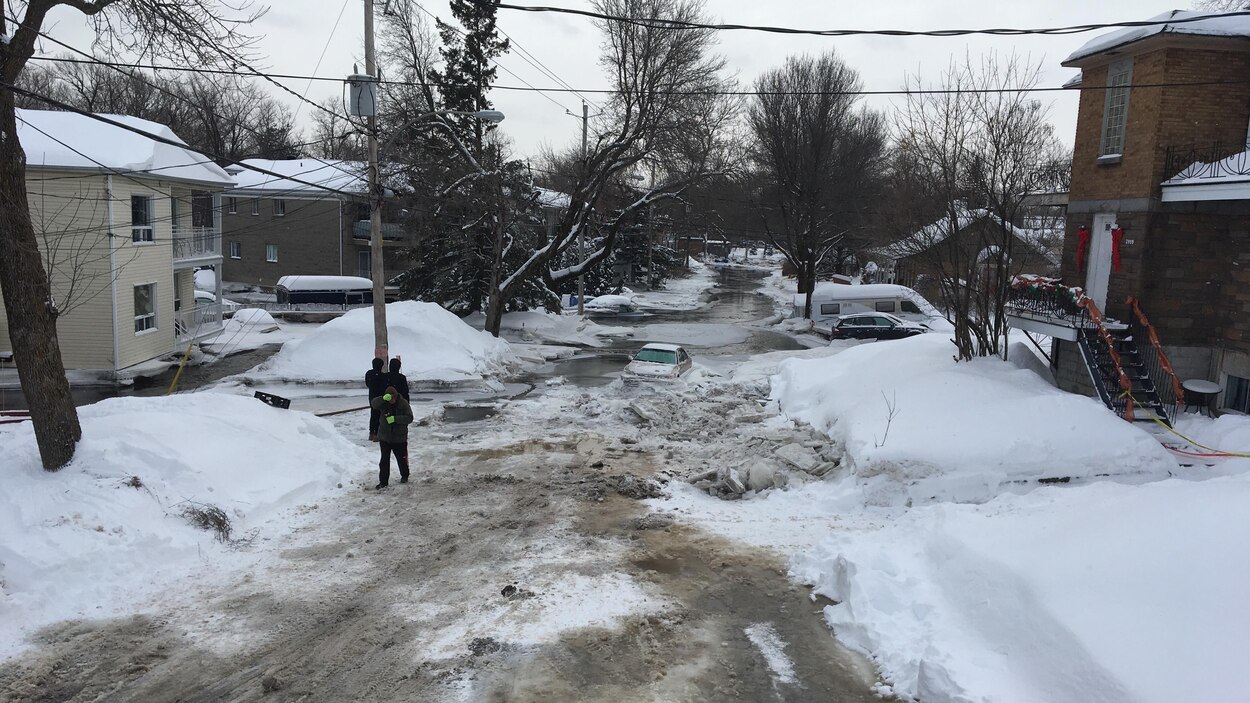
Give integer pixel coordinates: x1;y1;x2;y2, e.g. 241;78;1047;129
577;101;588;316
365;0;387;359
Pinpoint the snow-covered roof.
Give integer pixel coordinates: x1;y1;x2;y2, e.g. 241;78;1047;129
882;206;1060;267
795;283;943;318
227;159;369;196
1063;10;1250;65
16;109;233;187
275;275;373;291
535;186;570;210
639;342;683;352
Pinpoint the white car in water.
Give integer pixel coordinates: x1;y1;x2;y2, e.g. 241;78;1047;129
623;343;693;381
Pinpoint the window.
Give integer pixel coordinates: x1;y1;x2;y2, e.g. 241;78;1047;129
875;300;896;313
358;251;371;278
273;198;286;216
872;316;894;327
900;301;922;314
634;348;678;364
265;244;278;263
1225;375;1250;413
1099;60;1133;158
131;195;153;242
820;303;841;316
227;197;237;214
251;198;259;215
133;283;156;334
229;241;242;259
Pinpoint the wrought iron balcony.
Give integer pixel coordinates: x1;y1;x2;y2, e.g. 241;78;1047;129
1162;141;1250;183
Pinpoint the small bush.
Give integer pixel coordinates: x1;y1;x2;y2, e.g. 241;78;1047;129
123;476;143;489
181;504;232;542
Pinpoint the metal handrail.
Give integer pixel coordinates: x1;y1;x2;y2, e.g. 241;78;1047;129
1126;296;1186;410
1078;297;1136;422
1163;141;1250;182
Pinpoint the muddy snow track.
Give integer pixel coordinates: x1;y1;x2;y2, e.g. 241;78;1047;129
0;386;880;702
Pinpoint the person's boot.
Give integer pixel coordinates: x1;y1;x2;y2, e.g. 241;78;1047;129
369;434;378;442
400;475;409;484
375;482;387;490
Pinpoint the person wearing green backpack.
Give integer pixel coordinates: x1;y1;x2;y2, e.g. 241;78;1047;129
370;385;413;489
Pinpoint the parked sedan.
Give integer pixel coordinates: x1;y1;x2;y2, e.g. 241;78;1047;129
828;312;927;341
623;343;693;381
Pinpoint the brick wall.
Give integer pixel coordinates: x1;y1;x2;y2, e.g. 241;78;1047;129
221;196;346;288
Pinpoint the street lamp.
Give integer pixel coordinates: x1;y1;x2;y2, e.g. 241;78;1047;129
365;108;505;360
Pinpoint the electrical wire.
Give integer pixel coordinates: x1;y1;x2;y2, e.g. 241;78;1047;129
293;0;353;122
495;24;602;110
26;54;1250;98
478;3;1250;39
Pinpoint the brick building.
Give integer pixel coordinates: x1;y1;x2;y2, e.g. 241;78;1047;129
220;159;405;289
1035;11;1250;413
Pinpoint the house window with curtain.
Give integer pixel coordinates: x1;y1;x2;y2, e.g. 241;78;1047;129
229;241;242;259
266;244;278;263
273;198;286;216
1099;60;1133;158
131;195;154;242
134;283;156;333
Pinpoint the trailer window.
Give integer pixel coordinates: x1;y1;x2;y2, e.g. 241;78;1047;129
875;301;896;313
901;301;922;314
820;303;841;315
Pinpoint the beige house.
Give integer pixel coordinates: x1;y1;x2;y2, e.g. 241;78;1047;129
0;109;234;375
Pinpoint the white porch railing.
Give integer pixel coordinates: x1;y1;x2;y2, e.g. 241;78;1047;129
172;226;220;262
175;303;224;347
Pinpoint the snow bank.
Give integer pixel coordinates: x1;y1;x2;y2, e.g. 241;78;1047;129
0;393;364;658
792;473;1250;703
772;334;1175;505
464;310;633;347
258;301;516;383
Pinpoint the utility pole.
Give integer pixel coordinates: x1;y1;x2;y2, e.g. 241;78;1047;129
365;0;387;360
577;101;588;316
645;163;655;290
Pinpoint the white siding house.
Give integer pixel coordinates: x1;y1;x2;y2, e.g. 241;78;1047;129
0;109;234;375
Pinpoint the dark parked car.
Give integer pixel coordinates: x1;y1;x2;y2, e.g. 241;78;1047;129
829;312;928;341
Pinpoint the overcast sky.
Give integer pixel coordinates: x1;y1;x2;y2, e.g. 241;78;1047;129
39;0;1186;158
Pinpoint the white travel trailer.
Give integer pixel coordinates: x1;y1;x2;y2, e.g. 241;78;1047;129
791;283;943;324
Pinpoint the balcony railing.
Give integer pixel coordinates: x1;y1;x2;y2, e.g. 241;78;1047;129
175;303;224;347
1006;275;1088;324
172;225;220;261
1162;141;1250;183
350;220;405;241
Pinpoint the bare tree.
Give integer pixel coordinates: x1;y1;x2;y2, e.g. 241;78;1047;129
891;54;1064;360
482;0;736;335
747;51;887;319
1194;1;1250;10
0;0;263;470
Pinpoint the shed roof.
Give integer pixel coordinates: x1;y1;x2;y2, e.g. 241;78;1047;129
227;159;368;195
16;109;233;187
276;275;373;291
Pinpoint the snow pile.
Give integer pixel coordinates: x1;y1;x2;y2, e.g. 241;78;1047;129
791;473;1250;703
0;393;364;658
258;301;517;383
194;268;217;290
464;310;633;347
230;307;279;330
772;333;1175;505
584;293;635;310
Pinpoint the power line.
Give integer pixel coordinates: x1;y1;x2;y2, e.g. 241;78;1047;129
26;54;1250;97
3;81;365;199
293;0;354;122
477;3;1250;38
494;25;602;110
412;0;574;112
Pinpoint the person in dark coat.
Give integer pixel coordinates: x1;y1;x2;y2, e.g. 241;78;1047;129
365;357;386;442
385;357;410;400
370;385;413;489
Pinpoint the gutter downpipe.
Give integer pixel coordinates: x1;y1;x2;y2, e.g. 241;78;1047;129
106;175;120;377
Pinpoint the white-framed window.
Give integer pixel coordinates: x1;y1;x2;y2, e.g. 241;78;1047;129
229;241;242;259
875;300;896;313
358;251;371;278
820;303;841;316
1225;375;1250;413
273;198;286;216
133;283;156;334
227;197;237;214
1099;60;1133;158
251;198;259;215
131;195;154;243
266;243;278;263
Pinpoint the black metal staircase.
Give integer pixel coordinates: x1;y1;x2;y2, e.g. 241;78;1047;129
1077;324;1176;426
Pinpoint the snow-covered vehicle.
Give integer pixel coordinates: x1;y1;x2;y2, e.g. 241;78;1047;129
623;343;693;381
828;312;927;341
584;294;646;319
194;290;241;310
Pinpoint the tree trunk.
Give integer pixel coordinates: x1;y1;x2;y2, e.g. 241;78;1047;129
484;202;507;338
0;89;82;469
